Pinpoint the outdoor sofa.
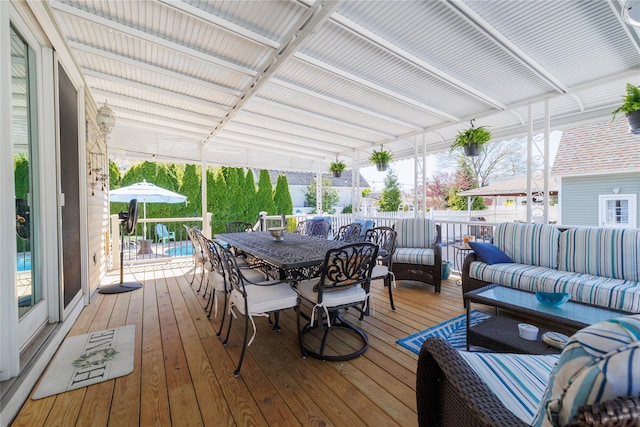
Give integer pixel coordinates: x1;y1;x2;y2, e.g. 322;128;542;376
461;222;640;313
391;218;442;293
416;314;640;426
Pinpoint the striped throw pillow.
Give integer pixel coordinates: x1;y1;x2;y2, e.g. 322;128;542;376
532;314;640;427
493;222;561;268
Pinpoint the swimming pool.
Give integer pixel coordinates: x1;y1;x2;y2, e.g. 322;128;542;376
17;253;31;272
164;244;194;257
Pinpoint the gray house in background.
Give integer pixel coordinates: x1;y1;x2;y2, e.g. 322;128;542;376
552;119;640;228
267;170;370;214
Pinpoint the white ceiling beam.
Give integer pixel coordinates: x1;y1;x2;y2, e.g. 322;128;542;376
331;12;506;111
68;41;241;97
443;0;569;94
99;104;213;135
202;0;342;146
223;121;355;152
213;138;326;162
50;0;257;77
235;110;371;148
214;134;333;159
251;97;396;139
294;52;460;123
156;0;280;49
91;88;220;127
82;68;229;113
112;117;207;140
270;78;423;131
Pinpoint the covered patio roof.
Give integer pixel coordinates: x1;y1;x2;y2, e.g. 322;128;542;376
49;0;640;171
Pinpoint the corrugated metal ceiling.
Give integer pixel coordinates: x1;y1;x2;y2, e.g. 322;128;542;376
46;0;640;171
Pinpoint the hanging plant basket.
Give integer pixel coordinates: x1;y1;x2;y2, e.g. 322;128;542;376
463;143;481;157
627;110;640;134
329;159;346;177
369;147;392;171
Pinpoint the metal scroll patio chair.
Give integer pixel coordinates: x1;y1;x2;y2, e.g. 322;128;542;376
333;223;362;243
294;219;331;239
296;242;378;361
204;238;267;337
225;221;254;233
363;226;397;313
219;244;299;377
185;226;208;288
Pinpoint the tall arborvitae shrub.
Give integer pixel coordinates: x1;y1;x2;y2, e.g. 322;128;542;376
256;169;276;215
209;167;230;234
179;164;201;217
274;173;293;216
244;169;259;222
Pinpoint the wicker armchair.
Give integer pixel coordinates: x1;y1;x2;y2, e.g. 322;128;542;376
391;218;442;293
417;336;640;427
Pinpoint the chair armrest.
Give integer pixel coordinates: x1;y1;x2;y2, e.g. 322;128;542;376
568;394;640;426
417;337;527;427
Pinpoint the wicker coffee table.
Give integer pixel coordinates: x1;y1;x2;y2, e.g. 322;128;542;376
464;284;629;354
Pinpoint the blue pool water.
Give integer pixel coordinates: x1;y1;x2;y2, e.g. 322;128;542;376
164;245;194;257
17;253;31;272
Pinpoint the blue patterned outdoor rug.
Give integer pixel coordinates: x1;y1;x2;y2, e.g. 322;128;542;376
396;310;491;355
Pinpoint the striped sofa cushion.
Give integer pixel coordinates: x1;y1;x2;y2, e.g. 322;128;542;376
460;351;559;425
393;247;435;266
559;227;640;282
494;222;561;268
532;315;640;427
394;218;437;248
468;261;640;312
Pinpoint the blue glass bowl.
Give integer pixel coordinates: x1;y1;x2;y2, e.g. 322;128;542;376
536;291;570;307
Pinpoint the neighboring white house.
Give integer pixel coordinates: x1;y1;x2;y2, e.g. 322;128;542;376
552;119;640;228
267;170;370;214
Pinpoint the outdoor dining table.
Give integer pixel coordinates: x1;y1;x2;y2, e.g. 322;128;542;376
214;231;347;280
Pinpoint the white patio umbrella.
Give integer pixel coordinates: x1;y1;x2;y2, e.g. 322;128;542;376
109;179;187;239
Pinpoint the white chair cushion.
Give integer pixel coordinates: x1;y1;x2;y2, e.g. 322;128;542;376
207;271;226;291
240;267;267;283
297;279;366;308
231;282;298;315
371;264;389;279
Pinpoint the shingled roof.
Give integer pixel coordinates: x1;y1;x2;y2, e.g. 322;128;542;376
266;170;370;188
552;119;640;176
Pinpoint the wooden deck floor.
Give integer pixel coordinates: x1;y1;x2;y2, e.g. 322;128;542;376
11;260;466;427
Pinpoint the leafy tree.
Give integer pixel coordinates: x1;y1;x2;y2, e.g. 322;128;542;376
108;159;121;189
424;171;456;210
256;169;276;214
233;168;250;222
447;159;486;211
378;168;402;212
304;176;339;214
273;173;293;215
14;153;30;199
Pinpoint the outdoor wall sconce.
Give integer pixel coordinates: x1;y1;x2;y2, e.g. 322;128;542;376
96;100;116;136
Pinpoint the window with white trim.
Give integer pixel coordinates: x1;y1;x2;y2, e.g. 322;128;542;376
598;194;637;228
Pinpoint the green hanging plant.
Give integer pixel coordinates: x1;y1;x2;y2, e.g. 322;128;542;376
369;147;392;171
612;83;640;121
450;119;492;156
